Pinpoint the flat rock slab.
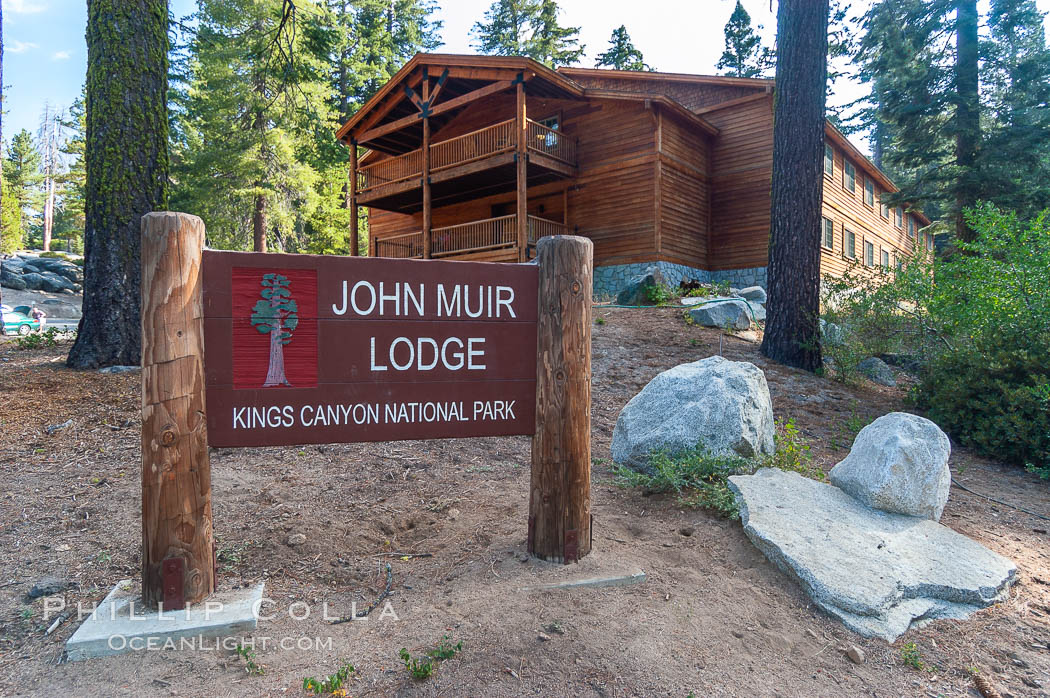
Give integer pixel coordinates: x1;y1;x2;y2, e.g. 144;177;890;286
66;579;264;661
728;469;1016;642
519;569;646;592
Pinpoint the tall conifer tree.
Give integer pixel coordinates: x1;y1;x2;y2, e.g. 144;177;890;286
717;1;773;78
595;25;649;71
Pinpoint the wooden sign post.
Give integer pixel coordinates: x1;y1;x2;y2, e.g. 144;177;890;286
139;215;594;610
528;236;593;563
141;212;215;609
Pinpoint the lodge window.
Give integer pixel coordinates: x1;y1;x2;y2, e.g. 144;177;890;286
881;248;890;268
843;161;856;192
845;229;856;258
824;143;834;177
537;114;560;148
864;179;875;207
908;216;915;239
895;207;903;228
881;201;890;219
865;240;875;266
822;216;835;250
927;232;934;251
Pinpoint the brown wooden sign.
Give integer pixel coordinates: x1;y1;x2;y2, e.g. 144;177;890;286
201;251;538;448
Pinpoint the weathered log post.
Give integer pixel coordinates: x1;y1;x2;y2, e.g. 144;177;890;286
141;212;214;609
529;235;593;563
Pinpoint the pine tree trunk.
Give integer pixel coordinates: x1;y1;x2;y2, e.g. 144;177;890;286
760;0;829;372
43;177;54;252
954;0;980;242
253;190;267;252
67;0;168;369
263;324;289;387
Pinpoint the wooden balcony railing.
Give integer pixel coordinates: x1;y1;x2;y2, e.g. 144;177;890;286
374;215;567;259
358;149;423;192
430;119;515;171
527;120;576;166
374;231;423;259
527;215;567;244
358;118;576;194
432;214;517;257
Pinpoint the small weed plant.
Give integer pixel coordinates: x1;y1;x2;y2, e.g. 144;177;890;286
302;661;354;694
613;419;820;518
399;634;462;680
234;642;264;675
899;642;925;671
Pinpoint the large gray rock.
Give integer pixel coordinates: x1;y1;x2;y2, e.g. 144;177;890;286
612;356;774;472
729;468;1016;642
820;318;845;346
615;266;665;306
680;294;734;307
830;412;951;521
39;271;74;292
687;299;752;330
20;272;47;291
737;286;767;304
858;356;896;387
1;267;27;291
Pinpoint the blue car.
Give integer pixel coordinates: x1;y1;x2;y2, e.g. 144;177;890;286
1;304;40;335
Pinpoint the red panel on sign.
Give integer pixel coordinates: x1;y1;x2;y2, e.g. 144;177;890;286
231;268;317;390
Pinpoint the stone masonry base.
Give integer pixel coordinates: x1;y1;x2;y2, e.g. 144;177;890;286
594;261;768;300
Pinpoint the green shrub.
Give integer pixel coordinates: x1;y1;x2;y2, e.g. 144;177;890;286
819;204;1050;473
613;419;820;518
644;282;675;305
920;344;1050;470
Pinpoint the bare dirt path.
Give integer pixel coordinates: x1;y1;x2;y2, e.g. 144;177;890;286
0;308;1047;697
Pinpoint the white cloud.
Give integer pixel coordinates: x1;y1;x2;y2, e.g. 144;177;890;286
8;40;38;54
2;0;47;14
52;51;71;61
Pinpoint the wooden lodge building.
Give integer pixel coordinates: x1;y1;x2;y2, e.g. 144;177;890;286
336;54;932;296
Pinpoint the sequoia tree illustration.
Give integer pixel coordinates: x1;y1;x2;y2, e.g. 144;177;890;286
250;273;299;387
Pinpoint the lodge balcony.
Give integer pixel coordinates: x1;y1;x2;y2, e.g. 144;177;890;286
374;214;567;260
356;118;577;213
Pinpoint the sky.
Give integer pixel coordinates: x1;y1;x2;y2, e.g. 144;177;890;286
4;0;1050;154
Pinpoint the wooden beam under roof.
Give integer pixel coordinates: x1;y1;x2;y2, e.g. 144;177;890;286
357;79;518;145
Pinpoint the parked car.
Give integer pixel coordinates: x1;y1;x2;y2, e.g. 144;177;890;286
1;304;40;335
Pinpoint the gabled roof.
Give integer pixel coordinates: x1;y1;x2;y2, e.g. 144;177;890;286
557;66;773;90
336;53;585;152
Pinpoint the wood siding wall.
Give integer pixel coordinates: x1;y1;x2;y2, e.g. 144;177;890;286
368;90;672;267
656;108;711;268
820;144;923;277
701;95;774;270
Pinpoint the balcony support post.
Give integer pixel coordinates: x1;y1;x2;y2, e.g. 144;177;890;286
516;79;528;262
349;139;359;256
422;76;432;259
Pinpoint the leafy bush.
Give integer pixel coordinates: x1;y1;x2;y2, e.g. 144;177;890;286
821;203;1050;471
613;419;821;518
15;328;70;350
644;282;675;305
921;345;1050;470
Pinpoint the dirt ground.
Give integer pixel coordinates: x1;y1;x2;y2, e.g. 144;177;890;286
0;307;1048;698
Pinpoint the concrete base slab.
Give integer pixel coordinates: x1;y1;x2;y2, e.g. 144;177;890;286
519;568;646;592
66;579;264;661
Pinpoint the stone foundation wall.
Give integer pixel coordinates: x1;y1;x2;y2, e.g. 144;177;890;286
593;262;767;299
